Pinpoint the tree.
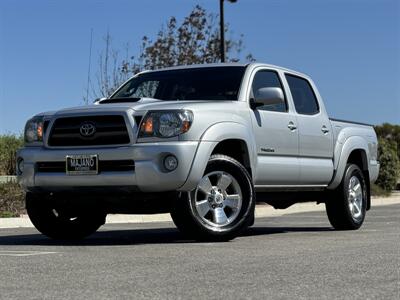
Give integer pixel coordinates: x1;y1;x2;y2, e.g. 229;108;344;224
90;32;132;99
89;5;254;100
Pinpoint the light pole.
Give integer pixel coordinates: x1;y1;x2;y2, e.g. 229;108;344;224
219;0;237;63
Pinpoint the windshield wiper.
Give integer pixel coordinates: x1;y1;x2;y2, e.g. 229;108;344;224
99;97;141;104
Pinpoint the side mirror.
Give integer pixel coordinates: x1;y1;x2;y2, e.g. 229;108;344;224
252;87;284;108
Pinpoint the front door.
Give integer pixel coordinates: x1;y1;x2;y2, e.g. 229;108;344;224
249;69;300;186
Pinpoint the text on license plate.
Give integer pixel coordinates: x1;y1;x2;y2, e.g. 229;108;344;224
66;155;98;175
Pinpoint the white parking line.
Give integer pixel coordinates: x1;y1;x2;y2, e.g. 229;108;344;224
0;250;58;257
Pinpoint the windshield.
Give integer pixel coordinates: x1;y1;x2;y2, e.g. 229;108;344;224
110;66;246;101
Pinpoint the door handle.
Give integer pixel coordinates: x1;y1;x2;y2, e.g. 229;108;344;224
321;125;330;134
287;122;297;131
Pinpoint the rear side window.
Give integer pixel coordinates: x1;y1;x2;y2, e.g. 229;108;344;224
251;70;287;112
285;74;319;115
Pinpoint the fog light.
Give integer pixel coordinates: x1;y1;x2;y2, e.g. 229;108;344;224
164;155;178;171
17;158;24;174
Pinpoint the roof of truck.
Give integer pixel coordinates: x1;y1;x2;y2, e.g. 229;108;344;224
139;62;310;79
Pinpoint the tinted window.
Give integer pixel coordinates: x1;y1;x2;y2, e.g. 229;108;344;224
110;67;246;102
252;70;286;112
285;75;319;115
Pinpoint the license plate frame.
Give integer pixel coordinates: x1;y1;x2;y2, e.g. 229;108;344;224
66;154;98;175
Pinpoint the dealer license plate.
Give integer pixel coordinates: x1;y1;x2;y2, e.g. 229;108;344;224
66;155;98;175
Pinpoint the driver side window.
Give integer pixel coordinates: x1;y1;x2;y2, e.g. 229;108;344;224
252;70;287;112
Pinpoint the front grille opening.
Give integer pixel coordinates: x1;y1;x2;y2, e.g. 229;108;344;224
37;160;135;173
48;115;130;147
43;120;50;133
134;116;143;127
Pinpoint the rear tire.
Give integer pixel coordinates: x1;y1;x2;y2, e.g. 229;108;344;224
171;154;255;241
325;164;367;230
26;192;106;240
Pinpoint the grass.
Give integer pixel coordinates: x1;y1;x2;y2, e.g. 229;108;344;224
0;181;25;217
371;183;392;197
0;211;18;218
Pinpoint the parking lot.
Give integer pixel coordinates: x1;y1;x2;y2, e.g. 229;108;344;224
0;204;398;299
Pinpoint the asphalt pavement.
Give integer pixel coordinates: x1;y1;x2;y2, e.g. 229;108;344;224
0;204;399;299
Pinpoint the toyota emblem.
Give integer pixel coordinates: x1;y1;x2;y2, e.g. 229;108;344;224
79;122;96;137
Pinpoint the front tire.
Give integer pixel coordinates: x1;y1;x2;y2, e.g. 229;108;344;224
325;164;367;230
171;154;255;241
26;192;106;240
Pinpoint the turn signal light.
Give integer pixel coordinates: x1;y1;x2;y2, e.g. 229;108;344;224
37;122;43;140
141;116;153;134
181;120;191;133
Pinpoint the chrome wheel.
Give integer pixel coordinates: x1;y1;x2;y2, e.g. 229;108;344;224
191;171;243;228
348;176;363;221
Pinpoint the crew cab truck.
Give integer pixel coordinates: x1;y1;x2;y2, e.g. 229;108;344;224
17;63;379;241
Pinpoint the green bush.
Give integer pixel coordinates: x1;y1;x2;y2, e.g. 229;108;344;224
0;182;25;217
0;134;24;175
370;183;391;197
375;138;400;191
375;123;400;161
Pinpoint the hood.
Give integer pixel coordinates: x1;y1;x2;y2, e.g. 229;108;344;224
36;97;238;118
38;98;157;116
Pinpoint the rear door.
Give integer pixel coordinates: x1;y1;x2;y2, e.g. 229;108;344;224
284;74;334;185
249;68;300;186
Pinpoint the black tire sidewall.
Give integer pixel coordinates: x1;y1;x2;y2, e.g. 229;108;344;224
26;192;105;240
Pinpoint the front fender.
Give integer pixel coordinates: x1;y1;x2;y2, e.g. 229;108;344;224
178;122;256;191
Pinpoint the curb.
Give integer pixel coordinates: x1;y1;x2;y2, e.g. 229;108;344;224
0;176;17;184
1;194;399;229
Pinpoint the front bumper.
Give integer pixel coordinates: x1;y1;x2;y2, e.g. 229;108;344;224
17;141;199;192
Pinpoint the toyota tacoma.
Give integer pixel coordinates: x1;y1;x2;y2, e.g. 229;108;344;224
17;63;379;241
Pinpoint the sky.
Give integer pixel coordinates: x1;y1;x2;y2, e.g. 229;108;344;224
0;0;399;134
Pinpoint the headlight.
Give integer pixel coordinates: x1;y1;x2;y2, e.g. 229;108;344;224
24;116;44;144
138;110;193;139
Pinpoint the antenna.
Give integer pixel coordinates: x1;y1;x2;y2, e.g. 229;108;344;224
85;28;93;105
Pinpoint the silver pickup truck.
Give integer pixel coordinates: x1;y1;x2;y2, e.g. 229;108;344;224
17;63;379;241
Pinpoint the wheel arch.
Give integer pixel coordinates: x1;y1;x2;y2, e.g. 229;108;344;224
328;136;371;209
178;122;256;191
347;149;369;172
211;139;252;176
